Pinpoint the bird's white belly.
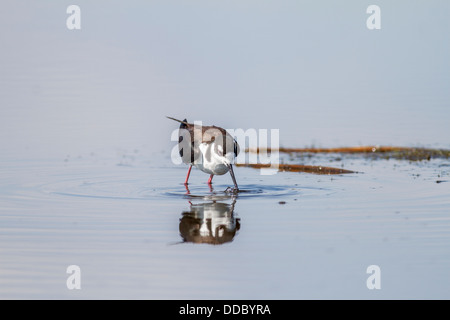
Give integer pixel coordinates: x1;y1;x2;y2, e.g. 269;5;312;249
194;160;229;175
193;142;234;175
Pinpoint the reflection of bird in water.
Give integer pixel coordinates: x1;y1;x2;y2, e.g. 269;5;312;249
167;117;239;192
179;198;240;245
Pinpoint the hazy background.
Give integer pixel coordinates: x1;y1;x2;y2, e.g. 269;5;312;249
1;0;449;161
1;1;450;300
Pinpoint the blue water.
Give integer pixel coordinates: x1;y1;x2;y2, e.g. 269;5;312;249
1;153;449;299
1;1;450;299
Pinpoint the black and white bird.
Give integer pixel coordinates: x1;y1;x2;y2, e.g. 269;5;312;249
167;117;239;191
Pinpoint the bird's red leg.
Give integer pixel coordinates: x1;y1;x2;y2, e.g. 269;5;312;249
207;175;214;192
184;165;192;185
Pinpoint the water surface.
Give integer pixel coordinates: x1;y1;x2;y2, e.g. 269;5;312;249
1;1;450;299
1;153;449;299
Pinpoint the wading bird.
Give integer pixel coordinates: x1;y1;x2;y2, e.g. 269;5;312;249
167;117;239;191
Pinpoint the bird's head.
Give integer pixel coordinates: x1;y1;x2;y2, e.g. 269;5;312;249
213;142;237;168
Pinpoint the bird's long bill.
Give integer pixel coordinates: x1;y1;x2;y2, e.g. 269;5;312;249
228;164;239;190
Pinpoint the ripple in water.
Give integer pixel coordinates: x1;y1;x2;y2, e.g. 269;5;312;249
40;176;330;202
163;184;302;200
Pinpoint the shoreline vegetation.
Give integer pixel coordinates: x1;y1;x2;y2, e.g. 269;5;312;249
236;146;450;175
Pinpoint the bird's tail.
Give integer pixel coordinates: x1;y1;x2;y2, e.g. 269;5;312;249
166;116;189;125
